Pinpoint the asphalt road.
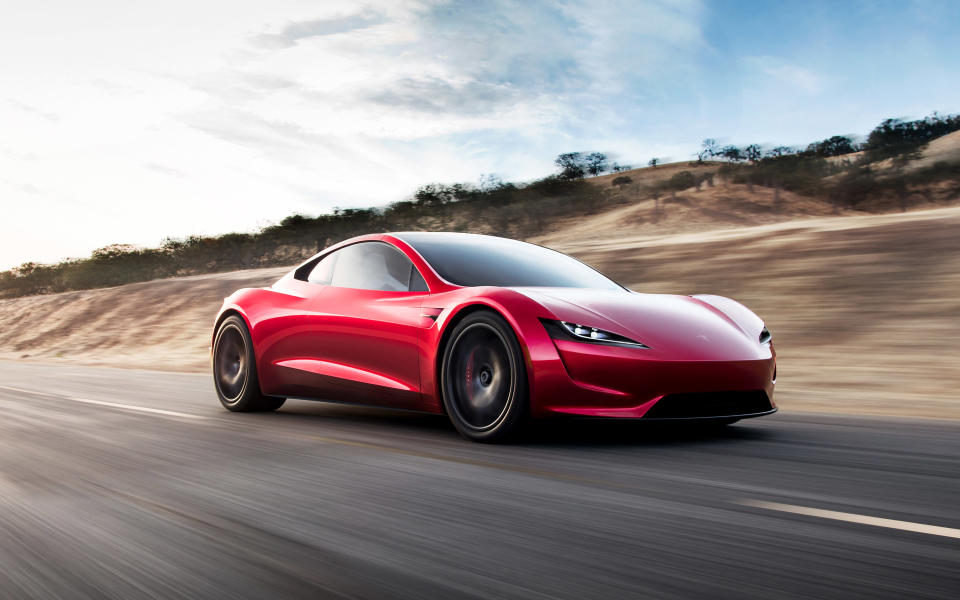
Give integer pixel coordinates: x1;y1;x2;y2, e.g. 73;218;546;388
0;361;957;599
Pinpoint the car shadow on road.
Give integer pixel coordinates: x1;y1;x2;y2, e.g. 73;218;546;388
269;399;455;432
522;418;776;448
267;399;776;448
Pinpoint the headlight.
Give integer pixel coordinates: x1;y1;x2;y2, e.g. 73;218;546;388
540;319;650;348
759;326;772;345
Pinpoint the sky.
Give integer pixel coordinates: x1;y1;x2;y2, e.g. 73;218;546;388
1;0;959;269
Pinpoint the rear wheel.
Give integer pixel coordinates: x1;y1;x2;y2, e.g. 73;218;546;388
213;315;285;412
441;311;528;442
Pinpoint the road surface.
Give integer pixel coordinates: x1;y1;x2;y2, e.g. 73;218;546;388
0;361;957;599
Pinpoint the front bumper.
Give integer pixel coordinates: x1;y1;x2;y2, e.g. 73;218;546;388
530;339;777;419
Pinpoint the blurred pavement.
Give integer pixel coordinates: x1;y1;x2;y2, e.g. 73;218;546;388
0;361;957;599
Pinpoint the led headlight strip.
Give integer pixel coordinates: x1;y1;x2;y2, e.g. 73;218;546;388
540;319;650;348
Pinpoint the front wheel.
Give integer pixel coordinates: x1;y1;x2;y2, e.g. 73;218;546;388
213;315;285;412
441;311;528;442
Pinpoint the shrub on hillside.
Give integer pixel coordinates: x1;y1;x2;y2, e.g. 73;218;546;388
0;174;609;298
4;113;959;299
666;171;696;192
863;113;960;162
805;135;857;157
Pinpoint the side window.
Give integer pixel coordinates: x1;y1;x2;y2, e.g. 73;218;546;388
409;265;428;292
329;242;428;292
307;252;338;285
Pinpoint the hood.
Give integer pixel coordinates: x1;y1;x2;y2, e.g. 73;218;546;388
514;287;769;361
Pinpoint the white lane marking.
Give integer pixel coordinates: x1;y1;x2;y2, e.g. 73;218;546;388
0;384;207;420
740;499;960;539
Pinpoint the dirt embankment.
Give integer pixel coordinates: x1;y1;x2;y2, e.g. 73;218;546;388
0;268;286;371
2;206;959;418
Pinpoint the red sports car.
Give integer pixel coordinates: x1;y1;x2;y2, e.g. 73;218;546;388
212;232;776;441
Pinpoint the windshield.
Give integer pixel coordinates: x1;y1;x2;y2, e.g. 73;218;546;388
395;233;622;289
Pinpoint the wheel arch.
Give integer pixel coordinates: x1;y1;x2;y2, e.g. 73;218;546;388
212;308;252;347
212;307;262;374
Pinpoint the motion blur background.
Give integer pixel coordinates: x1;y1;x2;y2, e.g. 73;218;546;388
1;1;959;599
2;0;959;417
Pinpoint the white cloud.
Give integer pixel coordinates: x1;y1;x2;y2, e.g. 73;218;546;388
743;56;825;94
0;0;708;269
6;99;59;122
252;10;389;49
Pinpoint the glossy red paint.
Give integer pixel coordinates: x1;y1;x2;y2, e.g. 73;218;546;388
272;358;415;391
214;233;776;419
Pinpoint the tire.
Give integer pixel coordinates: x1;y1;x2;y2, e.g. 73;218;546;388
213;315;285;412
441;311;528;442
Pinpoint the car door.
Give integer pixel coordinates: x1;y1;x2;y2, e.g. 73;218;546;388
276;241;432;408
254;255;334;397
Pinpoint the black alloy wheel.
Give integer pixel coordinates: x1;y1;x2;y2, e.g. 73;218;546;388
212;315;285;412
441;311;528;442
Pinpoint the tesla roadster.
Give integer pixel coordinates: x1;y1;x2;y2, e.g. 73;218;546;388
212;232;776;441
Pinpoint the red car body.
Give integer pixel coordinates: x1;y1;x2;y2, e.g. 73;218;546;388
214;233;776;420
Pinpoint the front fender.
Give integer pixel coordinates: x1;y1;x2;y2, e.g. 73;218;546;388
419;288;560;414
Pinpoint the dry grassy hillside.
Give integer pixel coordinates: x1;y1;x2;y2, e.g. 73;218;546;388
538;180;848;246
825;130;960;173
0;268;285;371
907;129;960;170
2;206;958;418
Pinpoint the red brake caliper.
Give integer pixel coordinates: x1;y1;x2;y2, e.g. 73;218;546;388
464;349;476;401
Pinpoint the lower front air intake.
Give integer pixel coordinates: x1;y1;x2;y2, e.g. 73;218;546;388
643;390;773;419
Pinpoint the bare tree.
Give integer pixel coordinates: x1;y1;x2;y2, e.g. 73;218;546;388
585;152;608;176
554;152;585;179
719;145;744;162
766;145;794;158
698;139;718;162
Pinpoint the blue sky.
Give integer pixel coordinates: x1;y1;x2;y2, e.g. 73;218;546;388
1;0;958;268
